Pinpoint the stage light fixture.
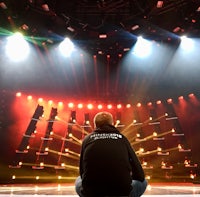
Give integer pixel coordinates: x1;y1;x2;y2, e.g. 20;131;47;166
117;104;122;109
59;37;74;57
42;3;49;11
0;2;7;9
98;104;103;109
157;1;163;8
78;103;83;109
131;25;139;31
99;34;107;39
87;104;93;109
16;92;22;97
107;104;112;109
6;32;30;61
167;98;172;103
126;104;131;108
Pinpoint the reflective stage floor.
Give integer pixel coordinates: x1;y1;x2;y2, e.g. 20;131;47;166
0;182;200;197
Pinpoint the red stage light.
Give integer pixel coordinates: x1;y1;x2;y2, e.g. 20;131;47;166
117;104;122;109
167;98;172;103
98;104;103;109
107;104;112;109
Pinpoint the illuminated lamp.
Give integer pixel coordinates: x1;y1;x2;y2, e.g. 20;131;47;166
188;93;194;98
42;3;49;11
36;176;40;180
27;95;32;100
59;37;74;57
117;104;122;109
0;2;7;9
98;104;103;109
16;92;22;97
107;104;112;109
147;102;152;106
68;102;74;108
136;103;141;107
38;98;43;103
67;26;75;32
126;104;131;108
48;100;53;105
167;98;172;103
58;101;63;107
131;25;139;31
178;96;184;100
78;103;83;109
156;100;161;105
99;34;107;39
87;104;93;109
173;27;181;33
157;1;163;8
6;32;30;61
123;48;130;51
107;54;110;58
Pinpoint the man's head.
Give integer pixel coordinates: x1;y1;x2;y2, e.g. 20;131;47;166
93;111;113;128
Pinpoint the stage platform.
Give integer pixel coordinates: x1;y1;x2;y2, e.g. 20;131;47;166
0;182;200;197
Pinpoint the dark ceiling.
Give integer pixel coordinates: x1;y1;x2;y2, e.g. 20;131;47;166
1;0;200;40
1;0;200;102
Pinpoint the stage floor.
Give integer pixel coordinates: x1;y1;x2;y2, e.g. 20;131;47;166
0;182;200;196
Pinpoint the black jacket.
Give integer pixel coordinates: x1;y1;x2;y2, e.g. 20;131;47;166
79;124;145;196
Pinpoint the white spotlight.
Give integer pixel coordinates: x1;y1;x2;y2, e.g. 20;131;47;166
132;36;152;58
5;32;30;61
59;37;74;57
180;35;194;51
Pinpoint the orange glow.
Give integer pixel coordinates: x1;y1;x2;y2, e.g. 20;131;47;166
137;103;141;107
16;92;22;97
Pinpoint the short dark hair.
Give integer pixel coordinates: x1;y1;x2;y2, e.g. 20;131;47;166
93;111;113;128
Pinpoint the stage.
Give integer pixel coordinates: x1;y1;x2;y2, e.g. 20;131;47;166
0;182;200;197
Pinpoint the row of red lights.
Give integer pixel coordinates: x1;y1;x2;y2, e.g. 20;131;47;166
16;92;195;109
